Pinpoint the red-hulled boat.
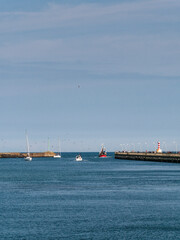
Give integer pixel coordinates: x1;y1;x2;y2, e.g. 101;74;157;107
99;145;107;157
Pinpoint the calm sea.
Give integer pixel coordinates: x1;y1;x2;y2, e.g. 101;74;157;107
0;152;180;240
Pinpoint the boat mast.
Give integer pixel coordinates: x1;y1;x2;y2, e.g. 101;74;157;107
26;131;30;157
58;138;61;156
48;137;50;152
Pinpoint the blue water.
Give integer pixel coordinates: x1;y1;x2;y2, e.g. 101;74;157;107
1;153;180;240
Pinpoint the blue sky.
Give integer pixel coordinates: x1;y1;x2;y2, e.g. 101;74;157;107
0;0;180;152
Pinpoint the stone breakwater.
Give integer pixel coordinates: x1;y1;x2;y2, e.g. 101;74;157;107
0;151;56;158
115;151;180;163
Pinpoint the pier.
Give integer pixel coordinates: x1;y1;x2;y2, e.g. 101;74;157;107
115;151;180;163
0;151;56;158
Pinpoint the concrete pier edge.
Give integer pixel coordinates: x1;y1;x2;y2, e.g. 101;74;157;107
0;151;56;158
115;151;180;163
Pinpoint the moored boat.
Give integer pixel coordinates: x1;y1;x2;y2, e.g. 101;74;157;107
54;138;61;158
99;145;107;157
25;156;32;161
24;131;32;161
76;155;82;161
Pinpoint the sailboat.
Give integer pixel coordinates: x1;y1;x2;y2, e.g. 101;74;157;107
54;138;61;158
24;132;32;161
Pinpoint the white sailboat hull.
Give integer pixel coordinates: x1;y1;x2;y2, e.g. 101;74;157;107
54;155;61;158
25;156;32;161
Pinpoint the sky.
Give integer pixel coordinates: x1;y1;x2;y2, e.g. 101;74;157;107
0;0;180;152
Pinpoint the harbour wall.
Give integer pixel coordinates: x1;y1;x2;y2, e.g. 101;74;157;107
0;151;56;158
115;151;180;163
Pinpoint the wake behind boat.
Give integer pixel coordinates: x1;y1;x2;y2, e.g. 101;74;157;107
99;145;107;158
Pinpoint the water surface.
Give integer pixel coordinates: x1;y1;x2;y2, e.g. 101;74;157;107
0;152;180;239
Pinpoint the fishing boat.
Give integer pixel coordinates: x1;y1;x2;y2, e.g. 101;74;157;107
54;138;61;158
76;155;82;161
99;145;107;158
25;132;32;161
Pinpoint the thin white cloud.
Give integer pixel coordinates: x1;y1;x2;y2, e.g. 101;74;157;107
0;0;179;33
0;34;180;75
0;0;179;76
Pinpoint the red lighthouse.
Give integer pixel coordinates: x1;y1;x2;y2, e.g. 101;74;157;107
156;142;162;153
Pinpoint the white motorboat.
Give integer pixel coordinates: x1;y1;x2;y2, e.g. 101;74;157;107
25;131;32;161
76;155;82;161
